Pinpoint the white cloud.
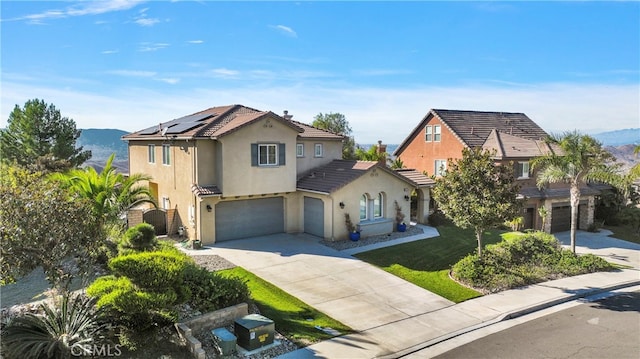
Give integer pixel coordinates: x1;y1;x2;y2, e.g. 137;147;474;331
138;42;170;52
134;17;160;26
108;70;157;77
101;50;119;54
157;78;180;84
7;0;145;23
187;40;204;44
270;25;297;38
1;81;637;144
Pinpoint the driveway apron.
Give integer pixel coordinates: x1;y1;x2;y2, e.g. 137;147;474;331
187;233;454;332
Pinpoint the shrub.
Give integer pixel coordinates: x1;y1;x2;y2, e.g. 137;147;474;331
183;264;250;312
451;231;614;293
108;249;191;296
2;294;109;359
119;223;158;253
428;210;450;227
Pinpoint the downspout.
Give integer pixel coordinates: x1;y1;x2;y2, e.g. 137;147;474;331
192;139;198;240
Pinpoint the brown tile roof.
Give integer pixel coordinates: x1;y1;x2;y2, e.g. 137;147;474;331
191;184;222;197
122;104;339;141
297;160;424;194
394;109;549;155
395;169;435;187
483;129;559;159
290;120;344;140
297;160;378;194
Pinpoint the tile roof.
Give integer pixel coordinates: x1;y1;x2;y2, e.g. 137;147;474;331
122;105;338;140
297;160;426;194
394;169;435;187
483;129;560;159
394;109;549;155
297;160;378;194
191;184;222;197
290;120;344;140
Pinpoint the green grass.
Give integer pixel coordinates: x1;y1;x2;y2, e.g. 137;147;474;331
219;267;354;347
604;224;640;245
355;225;507;303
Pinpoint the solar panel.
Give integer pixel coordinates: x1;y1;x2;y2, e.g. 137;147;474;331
138;126;160;135
174;113;215;123
165;122;204;134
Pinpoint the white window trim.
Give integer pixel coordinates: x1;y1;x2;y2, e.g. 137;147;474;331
435;159;447;177
433;125;442;142
373;193;383;218
425;125;433;142
314;143;323;158
296;143;304;157
359;194;368;220
148;144;155;164
162;144;171;165
258;144;278;166
517;161;530;179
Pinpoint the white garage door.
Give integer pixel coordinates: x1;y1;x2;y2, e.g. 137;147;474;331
215;197;284;241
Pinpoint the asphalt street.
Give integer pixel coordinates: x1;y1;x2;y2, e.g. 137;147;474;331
431;290;640;359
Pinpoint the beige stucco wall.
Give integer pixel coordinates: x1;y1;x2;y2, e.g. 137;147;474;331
195;139;218;186
128;140;198;238
331;168;413;241
295;139;343;175
218;117;298;196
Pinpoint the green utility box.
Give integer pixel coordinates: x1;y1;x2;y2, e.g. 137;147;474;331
234;314;274;351
211;327;236;355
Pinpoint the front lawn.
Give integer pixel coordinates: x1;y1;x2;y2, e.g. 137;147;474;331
355;225;506;302
604;224;640;245
219;267;354;347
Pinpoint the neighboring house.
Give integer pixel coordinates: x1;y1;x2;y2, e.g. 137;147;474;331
123;104;433;245
393;109;600;233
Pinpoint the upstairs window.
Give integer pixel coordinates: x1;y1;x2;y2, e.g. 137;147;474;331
314;143;323;157
296;143;304;157
259;144;278;165
148;144;155;163
435;159;447;177
517;161;530;179
162;144;171;165
425;126;433;142
251;143;286;166
433;125;441;142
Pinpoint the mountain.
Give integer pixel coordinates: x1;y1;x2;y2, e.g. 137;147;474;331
592;128;639;146
606;144;639;174
78;128;129;172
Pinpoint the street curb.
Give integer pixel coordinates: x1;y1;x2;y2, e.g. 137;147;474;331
377;279;640;359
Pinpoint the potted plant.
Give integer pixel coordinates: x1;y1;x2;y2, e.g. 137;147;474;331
394;200;407;232
345;213;360;241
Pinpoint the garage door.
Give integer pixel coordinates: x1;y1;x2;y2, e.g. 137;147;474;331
215;197;284;241
304;197;324;238
551;205;571;233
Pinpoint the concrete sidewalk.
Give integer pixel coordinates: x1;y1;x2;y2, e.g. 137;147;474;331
185;228;640;359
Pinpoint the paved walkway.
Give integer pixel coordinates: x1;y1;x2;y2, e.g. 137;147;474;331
184;227;640;359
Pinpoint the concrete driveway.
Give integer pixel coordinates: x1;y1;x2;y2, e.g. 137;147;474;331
553;229;640;268
188;232;454;332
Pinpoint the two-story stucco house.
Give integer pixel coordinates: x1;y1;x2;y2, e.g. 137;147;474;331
393;109;600;233
123;104;433;245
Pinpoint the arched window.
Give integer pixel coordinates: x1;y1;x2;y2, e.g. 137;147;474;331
359;194;368;220
374;193;383;218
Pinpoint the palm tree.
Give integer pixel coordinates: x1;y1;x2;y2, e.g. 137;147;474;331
531;131;620;253
388;157;406;170
51;154;155;227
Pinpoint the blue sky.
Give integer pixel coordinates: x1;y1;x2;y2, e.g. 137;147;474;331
1;1;638;144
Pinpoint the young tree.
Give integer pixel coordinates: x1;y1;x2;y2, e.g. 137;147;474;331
0;164;101;291
0;99;91;172
312;112;356;159
432;148;522;256
50;154;155;229
354;144;387;162
531;131;621;253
